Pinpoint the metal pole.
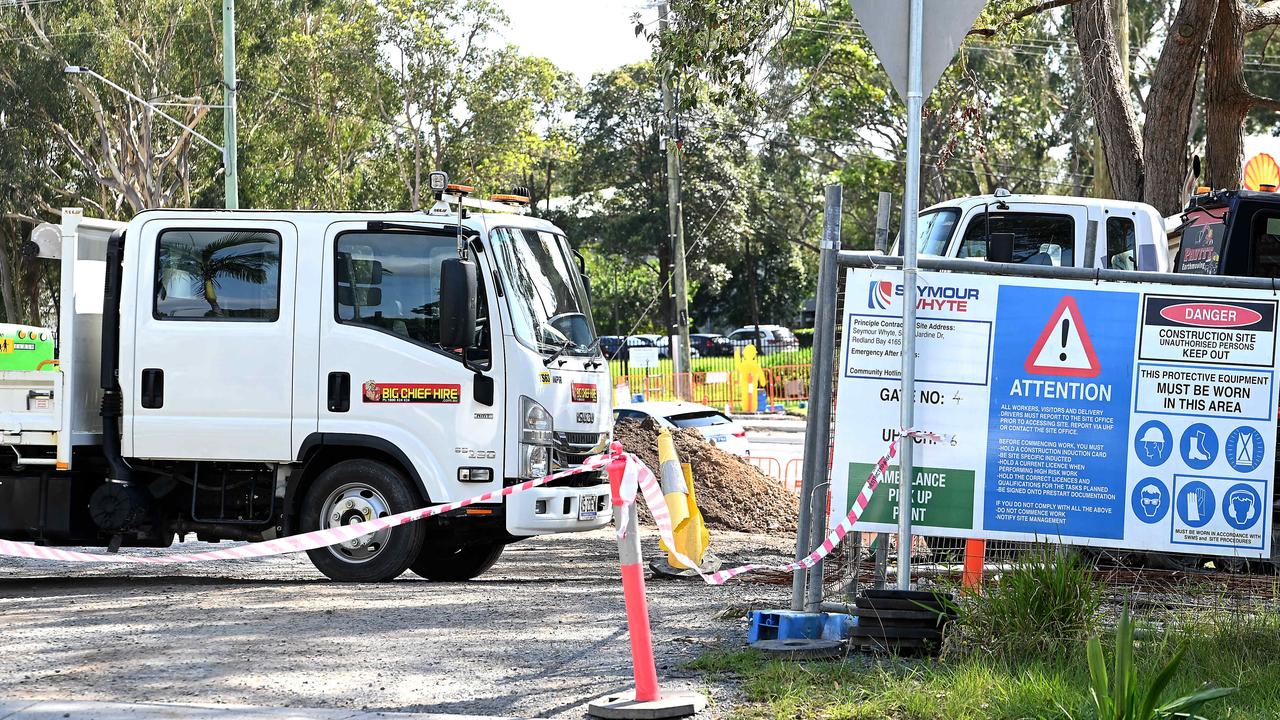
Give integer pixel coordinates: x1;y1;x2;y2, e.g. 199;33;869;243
791;184;842;612
874;192;892;253
897;0;925;591
658;3;691;395
873;532;889;590
222;0;239;210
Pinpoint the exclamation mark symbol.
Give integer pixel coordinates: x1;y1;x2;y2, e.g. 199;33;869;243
1059;317;1070;362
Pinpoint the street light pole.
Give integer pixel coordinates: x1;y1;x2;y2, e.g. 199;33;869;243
222;0;239;210
657;2;692;395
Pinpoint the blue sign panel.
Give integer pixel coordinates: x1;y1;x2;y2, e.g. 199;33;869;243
983;286;1139;539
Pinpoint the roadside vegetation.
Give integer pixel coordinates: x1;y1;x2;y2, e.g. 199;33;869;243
693;550;1280;719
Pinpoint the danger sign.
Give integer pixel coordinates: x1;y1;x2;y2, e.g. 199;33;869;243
1024;296;1100;377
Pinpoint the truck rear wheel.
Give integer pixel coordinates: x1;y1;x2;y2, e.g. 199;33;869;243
410;541;504;581
301;459;426;582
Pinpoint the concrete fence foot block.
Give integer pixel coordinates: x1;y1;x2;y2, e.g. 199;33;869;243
586;690;707;719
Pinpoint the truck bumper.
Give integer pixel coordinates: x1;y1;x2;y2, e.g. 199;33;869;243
505;478;611;537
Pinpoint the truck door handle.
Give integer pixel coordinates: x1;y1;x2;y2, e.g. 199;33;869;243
141;368;164;409
327;372;350;412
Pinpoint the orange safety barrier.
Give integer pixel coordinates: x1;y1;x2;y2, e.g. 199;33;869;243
762;364;812;403
782;457;803;492
745;455;782;480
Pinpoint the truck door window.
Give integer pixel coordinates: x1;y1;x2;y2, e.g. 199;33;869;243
956;212;1075;266
154;229;281;321
1175;214;1226;274
1105;216;1137;270
916;209;959;255
334;231;490;363
1251;215;1280;278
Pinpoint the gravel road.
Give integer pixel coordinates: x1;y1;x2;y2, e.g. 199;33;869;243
0;529;797;719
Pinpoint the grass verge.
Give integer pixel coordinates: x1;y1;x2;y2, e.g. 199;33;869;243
691;609;1280;719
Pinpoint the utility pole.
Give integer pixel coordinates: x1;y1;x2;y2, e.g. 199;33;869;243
658;2;692;396
222;0;239;210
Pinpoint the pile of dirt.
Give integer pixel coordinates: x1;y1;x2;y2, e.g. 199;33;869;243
612;417;799;533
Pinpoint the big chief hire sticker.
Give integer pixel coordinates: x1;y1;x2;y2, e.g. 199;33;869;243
363;381;462;404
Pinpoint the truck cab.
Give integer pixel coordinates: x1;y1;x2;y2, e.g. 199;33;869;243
0;189;612;582
1172;189;1280;277
898;190;1171;272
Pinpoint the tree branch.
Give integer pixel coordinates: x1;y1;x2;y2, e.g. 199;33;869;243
1246;0;1280;31
1249;91;1280;112
969;0;1083;37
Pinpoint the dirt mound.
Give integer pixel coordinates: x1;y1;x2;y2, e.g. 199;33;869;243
612;418;799;533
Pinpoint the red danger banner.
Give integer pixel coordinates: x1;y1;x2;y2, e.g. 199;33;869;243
363;382;461;404
572;383;598;403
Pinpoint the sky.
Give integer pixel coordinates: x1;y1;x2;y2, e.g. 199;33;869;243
493;0;653;82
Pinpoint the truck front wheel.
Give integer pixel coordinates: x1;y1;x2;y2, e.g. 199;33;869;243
300;459;426;582
410;541;504;581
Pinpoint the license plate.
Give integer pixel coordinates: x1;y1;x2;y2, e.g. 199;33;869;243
578;493;599;521
712;435;728;444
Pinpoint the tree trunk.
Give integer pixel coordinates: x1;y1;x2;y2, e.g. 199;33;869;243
0;226;22;324
1091;0;1128;199
1141;0;1217;214
1205;0;1252;190
1073;0;1145;201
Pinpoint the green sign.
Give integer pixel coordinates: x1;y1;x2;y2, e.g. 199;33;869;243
0;323;55;372
848;462;974;529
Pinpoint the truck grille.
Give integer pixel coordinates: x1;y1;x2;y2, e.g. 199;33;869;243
552;431;609;469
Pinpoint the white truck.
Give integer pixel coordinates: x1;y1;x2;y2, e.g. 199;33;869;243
898;189;1172;272
0;178;613;582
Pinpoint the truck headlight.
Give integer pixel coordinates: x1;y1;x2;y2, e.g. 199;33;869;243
520;396;553;478
521;444;550;480
521;396;553;445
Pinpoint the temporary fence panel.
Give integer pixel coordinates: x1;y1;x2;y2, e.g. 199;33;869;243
745;455;782;480
831;266;1280;559
609;342;816;408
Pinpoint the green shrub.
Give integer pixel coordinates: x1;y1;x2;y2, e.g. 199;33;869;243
1069;603;1236;720
952;545;1103;661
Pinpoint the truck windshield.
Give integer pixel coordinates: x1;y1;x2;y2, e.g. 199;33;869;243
490;227;598;357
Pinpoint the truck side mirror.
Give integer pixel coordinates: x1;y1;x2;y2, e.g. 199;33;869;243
988;232;1016;264
439;257;477;348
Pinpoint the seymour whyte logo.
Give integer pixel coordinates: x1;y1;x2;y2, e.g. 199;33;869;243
867;280;980;312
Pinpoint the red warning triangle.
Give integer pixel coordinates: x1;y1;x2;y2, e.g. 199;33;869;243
1024;296;1101;378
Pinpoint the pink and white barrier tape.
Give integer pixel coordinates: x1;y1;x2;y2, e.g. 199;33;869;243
0;455;609;564
0;428;943;583
617;429;945;585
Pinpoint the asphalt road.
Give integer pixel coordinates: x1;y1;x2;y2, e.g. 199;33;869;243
0;528;797;719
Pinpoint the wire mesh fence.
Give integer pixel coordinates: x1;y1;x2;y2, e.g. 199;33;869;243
609;339;815;411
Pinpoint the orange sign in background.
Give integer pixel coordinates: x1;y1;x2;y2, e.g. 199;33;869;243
1243;152;1280;191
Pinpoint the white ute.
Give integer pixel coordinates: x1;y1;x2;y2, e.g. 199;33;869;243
900;189;1171;272
0;176;613;582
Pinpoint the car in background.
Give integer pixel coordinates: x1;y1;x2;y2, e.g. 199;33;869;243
600;335;661;362
727;325;800;354
633;334;701;359
690;333;735;357
613;401;749;456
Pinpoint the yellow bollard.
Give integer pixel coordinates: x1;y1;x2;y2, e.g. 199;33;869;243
679;462;710;566
655;425;716;566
